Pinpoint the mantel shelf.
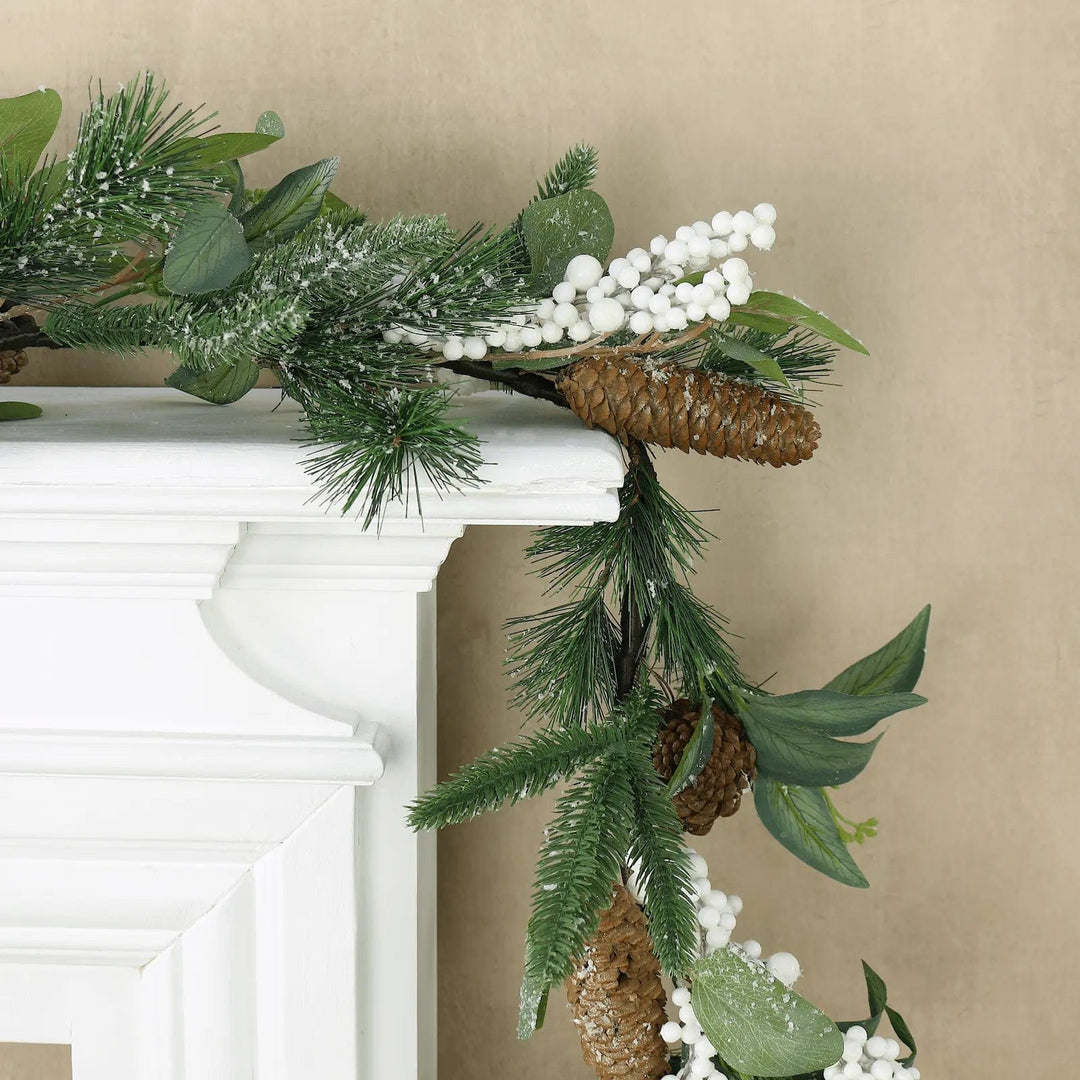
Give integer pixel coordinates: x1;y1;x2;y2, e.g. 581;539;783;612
0;384;622;1079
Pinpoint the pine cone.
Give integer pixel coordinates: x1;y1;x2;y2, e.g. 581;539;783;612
653;699;757;835
566;882;670;1080
0;350;28;385
557;357;820;467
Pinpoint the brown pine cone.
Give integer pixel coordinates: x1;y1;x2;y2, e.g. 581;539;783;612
653;699;757;835
0;350;28;385
566;882;670;1080
557;356;820;467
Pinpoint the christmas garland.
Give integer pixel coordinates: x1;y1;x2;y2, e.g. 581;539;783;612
0;76;930;1080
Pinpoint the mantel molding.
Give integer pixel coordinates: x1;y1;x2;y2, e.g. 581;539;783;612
0;386;622;1079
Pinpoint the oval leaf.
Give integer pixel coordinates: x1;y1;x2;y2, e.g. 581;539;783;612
521;188;614;293
165;357;259;404
256;110;285;137
744;689;926;737
163;201;252;296
0;401;43;421
183;131;280;167
825;605;931;696
747;291;870;354
742;713;881;787
0;88;62;173
723;312;795;334
754;778;869;888
241;158;339;248
691;945;844;1077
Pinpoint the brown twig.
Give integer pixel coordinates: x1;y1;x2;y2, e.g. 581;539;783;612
442;359;570;409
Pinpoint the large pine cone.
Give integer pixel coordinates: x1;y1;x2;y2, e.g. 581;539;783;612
566;882;670;1080
557;356;819;467
653;699;757;835
0;350;28;385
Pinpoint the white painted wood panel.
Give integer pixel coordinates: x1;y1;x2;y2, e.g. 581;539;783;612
0;387;622;1078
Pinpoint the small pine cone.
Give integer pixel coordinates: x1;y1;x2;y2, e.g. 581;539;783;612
0;350;28;385
557;356;820;467
653;699;757;835
566;882;670;1080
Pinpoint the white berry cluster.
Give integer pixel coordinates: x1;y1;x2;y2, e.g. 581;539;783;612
382;204;777;363
647;847;803;1080
824;1027;922;1080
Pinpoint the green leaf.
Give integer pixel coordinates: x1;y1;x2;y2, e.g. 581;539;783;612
665;702;714;796
183;131;280;167
743;711;882;787
743;689;926;737
0;88;62;173
255;110;285;137
209;159;246;213
321;190;351;214
824;606;931;697
754;778;869;888
747;291;870;354
241;157;339;248
520;188;614;293
162;201;252;296
722;312;794;334
165;357;259;404
886;1005;917;1065
0;401;43;421
713;333;791;387
691;946;844;1077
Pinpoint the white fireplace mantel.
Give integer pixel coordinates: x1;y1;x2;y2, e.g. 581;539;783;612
0;387;623;1080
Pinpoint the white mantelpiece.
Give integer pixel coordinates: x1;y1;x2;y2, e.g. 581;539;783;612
0;388;623;1080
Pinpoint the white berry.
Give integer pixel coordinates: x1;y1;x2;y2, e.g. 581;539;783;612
870;1061;893;1080
685;302;707;323
598;275;617;296
692;219;713;236
698;906;722;928
540;321;563;344
649;234;668;255
704;889;728;909
585;286;604;305
588;297;626;332
740;938;761;958
564;253;604;292
865;1036;888;1059
846;1027;868;1044
705;926;731;949
617;265;641;290
630;284;655;309
721;257;749;282
675;281;695;304
725;280;751;306
663;240;689;265
670;987;692;1008
629;310;654;335
766;952;802;988
667;307;688;331
552;280;577;304
553;302;580;328
607;256;630;279
692;283;716;306
707;298;731;321
520;325;543;348
711;211;734;236
750;223;776;251
727;232;748;252
753;202;777;225
502;329;522;352
485;327;507;347
649;293;672;315
660;1021;683;1044
536;298;556;320
732;210;757;235
687;235;712;260
691;1057;713;1078
703;269;725;291
568;319;593;342
675;224;696;242
463;336;488;359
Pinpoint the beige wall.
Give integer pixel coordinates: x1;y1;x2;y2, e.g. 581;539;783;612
4;1;1077;1075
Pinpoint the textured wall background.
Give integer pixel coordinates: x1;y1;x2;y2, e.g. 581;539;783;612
3;1;1076;1076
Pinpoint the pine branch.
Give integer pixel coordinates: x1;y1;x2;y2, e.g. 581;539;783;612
518;748;633;1036
407;705;656;831
534;144;599;202
624;736;699;977
699;325;837;397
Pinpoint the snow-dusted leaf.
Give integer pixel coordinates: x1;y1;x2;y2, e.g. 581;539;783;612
754;779;868;888
742;712;881;787
824;606;931;697
691;945;843;1077
162;201;251;296
0;88;62;173
255;110;285;137
183;131;280;167
165;357;259;404
747;291;870;355
521;188;614;293
665;701;714;796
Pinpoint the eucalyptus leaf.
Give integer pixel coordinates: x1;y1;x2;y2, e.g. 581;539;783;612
886;1005;917;1065
0;88;62;173
255;110;285;137
742;712;881;787
162;201;252;296
723;312;795;334
691;945;844;1077
520;188;614;293
0;401;43;421
665;702;714;796
824;606;931;697
754;778;869;888
747;291;870;354
183;131;280;167
241;157;339;248
743;689;925;737
713;333;791;387
165;357;260;404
